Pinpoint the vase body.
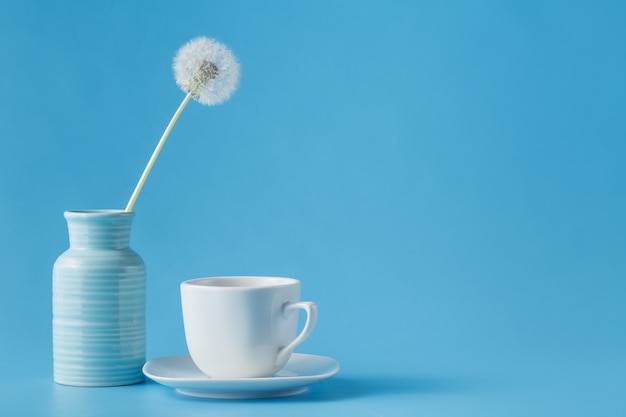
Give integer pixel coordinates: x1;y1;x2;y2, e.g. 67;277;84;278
52;210;146;386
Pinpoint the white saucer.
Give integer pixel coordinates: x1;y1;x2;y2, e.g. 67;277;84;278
143;353;340;399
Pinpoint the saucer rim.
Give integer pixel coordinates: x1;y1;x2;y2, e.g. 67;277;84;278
143;352;340;383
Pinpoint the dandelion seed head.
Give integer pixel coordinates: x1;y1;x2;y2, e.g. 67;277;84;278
173;37;240;106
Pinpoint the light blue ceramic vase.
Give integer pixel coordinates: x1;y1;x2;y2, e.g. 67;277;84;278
52;210;146;386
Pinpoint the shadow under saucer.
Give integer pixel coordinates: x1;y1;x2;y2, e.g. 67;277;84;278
257;373;478;403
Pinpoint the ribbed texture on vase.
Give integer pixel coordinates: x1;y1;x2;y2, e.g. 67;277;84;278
53;210;146;387
65;210;134;249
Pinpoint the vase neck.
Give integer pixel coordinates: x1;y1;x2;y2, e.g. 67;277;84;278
65;210;135;249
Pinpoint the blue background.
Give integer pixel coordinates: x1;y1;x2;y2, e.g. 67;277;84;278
1;0;625;415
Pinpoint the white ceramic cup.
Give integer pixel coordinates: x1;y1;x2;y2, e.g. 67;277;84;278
180;276;318;378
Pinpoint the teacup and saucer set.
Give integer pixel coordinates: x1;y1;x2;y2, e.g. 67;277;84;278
143;276;340;399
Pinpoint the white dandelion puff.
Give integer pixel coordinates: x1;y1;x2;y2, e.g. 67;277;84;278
173;37;240;106
125;37;240;212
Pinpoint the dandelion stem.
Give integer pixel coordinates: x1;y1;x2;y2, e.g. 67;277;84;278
125;92;193;212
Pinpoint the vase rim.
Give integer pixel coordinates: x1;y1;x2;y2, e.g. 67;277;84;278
64;209;135;218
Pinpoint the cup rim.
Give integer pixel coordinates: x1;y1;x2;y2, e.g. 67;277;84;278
181;276;300;290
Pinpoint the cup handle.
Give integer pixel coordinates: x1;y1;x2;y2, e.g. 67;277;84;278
276;301;318;366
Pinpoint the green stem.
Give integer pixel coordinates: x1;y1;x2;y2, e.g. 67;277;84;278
125;92;193;212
